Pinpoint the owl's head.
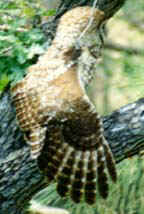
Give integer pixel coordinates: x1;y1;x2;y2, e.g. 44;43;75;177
53;6;105;49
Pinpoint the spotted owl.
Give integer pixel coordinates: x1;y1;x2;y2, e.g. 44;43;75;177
11;6;117;204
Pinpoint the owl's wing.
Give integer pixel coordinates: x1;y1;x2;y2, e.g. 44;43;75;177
37;100;117;204
11;80;47;158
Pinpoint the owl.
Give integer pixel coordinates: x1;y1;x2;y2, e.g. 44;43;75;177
11;6;117;204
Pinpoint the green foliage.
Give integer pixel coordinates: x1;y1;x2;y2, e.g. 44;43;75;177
0;0;48;91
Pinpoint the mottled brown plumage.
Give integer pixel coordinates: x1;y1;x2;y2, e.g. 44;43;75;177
11;6;117;204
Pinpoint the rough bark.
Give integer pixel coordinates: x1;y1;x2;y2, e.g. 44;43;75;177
55;0;127;19
1;0;139;213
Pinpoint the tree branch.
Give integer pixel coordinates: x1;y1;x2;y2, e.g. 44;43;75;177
104;40;144;55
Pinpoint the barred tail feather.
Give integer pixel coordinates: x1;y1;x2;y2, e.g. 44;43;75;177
85;150;97;204
37;112;117;204
103;138;117;182
97;142;109;198
70;151;89;203
56;149;76;197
